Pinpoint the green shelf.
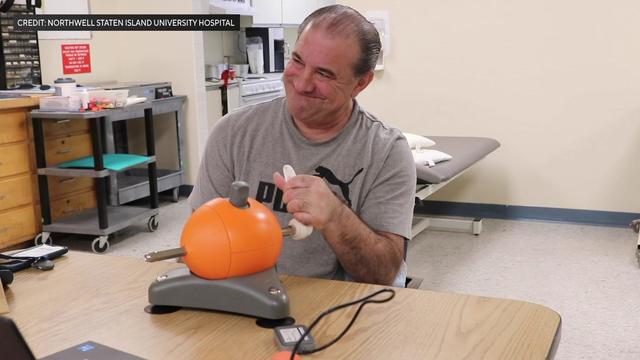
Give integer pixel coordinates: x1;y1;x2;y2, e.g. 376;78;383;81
57;153;152;172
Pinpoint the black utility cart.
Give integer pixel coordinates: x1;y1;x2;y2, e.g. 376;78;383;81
30;102;160;253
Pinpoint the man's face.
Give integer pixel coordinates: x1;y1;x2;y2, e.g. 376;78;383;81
283;26;369;127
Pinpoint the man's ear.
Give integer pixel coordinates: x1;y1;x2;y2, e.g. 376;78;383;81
351;71;374;98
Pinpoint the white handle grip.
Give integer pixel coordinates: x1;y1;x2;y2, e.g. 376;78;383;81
283;164;296;182
283;164;312;240
288;219;313;240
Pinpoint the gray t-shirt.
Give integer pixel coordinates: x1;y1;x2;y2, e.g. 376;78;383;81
189;97;416;280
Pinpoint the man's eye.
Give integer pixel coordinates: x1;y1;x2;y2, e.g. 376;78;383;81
317;71;331;78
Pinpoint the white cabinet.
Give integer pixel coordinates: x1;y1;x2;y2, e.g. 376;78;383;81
281;0;316;25
205;85;241;133
227;85;241;113
252;0;335;27
252;0;282;25
209;0;256;16
206;87;223;133
317;0;335;9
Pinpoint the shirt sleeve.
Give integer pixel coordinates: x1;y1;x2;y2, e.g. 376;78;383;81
187;115;235;210
358;136;416;240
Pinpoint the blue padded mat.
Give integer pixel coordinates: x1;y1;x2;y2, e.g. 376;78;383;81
57;154;151;171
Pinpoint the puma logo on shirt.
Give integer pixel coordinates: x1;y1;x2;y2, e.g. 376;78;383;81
313;166;363;207
255;166;364;211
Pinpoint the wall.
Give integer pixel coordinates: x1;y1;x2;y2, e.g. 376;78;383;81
38;1;118;84
38;0;209;184
203;31;246;67
340;0;640;213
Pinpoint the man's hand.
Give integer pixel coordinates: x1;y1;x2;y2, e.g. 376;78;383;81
273;172;344;230
273;171;404;285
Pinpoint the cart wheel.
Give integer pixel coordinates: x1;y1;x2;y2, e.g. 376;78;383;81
148;216;159;232
630;220;640;233
91;236;110;254
171;187;179;202
34;232;52;246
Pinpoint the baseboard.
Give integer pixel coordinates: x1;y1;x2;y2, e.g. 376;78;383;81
416;200;639;228
178;187;637;228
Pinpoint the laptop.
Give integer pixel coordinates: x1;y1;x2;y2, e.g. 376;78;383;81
0;316;144;360
0;316;35;360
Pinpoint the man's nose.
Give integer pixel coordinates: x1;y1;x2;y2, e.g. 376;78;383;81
295;69;314;93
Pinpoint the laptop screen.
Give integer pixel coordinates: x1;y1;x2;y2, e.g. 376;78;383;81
0;316;36;360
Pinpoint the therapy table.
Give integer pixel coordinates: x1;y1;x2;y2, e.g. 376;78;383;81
412;136;500;239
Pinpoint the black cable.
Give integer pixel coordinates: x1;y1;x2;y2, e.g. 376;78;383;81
289;288;395;359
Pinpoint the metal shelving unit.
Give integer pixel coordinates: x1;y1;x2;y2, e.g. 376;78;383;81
104;95;186;205
0;4;41;89
30;102;160;253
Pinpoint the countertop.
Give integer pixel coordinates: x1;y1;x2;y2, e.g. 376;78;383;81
205;79;240;90
205;73;284;90
0;95;40;110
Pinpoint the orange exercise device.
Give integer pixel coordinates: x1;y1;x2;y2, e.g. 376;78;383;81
180;197;283;280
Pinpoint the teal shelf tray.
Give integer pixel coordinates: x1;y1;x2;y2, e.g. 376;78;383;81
58;154;152;172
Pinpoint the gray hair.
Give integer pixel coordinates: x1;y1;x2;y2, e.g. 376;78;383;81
298;4;381;77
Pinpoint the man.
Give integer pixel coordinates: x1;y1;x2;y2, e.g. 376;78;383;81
189;5;416;286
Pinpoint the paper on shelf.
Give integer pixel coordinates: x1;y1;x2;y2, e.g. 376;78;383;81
125;96;148;106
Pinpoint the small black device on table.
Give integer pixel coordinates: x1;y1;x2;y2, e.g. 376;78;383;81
0;244;68;273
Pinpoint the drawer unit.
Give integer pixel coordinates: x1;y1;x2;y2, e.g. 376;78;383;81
0;206;37;248
43;117;90;138
47;176;94;200
50;190;97;221
0;100;40;251
0;110;28;144
0;142;30;178
0;174;33;211
44;133;92;166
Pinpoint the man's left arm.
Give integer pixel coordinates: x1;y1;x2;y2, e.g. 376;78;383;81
323;203;406;285
274;138;416;285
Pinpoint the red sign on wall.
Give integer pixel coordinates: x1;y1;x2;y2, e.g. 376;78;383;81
61;44;92;74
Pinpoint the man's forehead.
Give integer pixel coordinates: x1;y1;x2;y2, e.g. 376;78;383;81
299;23;357;45
293;25;360;77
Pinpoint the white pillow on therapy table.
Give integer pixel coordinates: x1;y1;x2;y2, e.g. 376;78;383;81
403;133;436;149
412;149;452;167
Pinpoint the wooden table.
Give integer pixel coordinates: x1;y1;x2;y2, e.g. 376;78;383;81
4;252;561;359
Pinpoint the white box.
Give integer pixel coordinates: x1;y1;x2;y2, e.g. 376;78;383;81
39;96;83;112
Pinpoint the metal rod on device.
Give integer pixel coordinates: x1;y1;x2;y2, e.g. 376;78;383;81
146;224;303;263
281;226;295;237
144;247;186;262
281;221;312;240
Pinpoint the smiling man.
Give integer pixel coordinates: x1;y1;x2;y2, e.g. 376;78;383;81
189;5;416;286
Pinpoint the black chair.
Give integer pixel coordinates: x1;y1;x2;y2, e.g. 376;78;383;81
403;239;423;289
